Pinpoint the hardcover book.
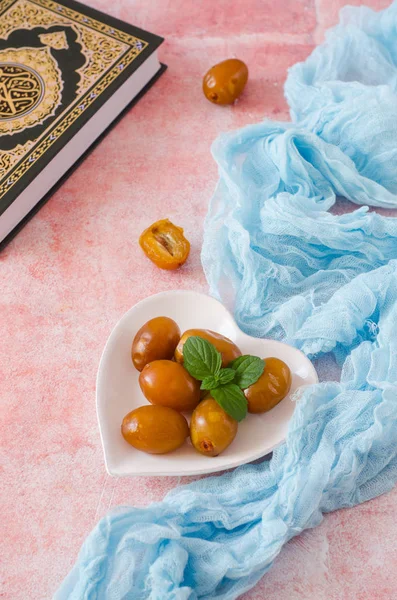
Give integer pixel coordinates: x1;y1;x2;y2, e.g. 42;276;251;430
0;0;165;246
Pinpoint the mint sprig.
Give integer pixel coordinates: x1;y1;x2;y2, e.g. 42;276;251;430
182;336;221;380
211;384;247;422
200;368;236;391
218;368;236;385
229;355;264;389
200;375;220;391
183;336;265;422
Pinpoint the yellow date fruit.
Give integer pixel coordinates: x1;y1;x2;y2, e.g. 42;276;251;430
175;328;242;368
190;397;238;457
139;360;201;412
244;357;292;413
139;219;190;270
132;316;181;372
203;58;249;105
121;405;189;454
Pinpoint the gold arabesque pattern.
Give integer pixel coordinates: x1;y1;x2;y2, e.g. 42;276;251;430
39;30;69;50
0;46;63;135
0;64;43;118
0;0;148;198
0;140;34;180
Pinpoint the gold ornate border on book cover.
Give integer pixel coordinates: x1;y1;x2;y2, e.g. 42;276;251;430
0;0;148;199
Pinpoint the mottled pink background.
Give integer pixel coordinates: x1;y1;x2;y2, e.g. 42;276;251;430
1;0;396;598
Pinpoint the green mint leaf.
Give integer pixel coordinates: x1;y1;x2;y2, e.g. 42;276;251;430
218;368;235;385
200;375;219;390
201;369;235;390
211;384;247;422
183;336;222;380
229;356;265;389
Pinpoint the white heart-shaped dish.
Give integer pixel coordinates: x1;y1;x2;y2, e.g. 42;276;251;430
97;290;318;477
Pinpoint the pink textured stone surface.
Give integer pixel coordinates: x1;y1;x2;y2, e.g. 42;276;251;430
1;1;396;599
314;0;391;42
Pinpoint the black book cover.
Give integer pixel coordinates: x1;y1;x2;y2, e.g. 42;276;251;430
0;0;165;245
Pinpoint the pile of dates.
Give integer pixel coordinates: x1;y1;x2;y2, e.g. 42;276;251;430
121;317;291;457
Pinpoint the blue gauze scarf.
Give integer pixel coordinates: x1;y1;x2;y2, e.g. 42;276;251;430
56;3;397;599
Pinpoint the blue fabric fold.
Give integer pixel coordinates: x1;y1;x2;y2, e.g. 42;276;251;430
56;3;397;599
